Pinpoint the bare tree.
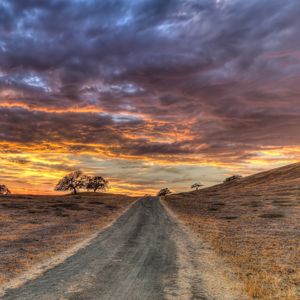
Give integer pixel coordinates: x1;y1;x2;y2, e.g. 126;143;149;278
55;170;87;194
191;183;203;190
157;188;172;197
86;176;109;192
0;184;11;195
223;175;243;183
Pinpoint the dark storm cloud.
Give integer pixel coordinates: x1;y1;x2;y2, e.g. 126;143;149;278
0;107;195;157
1;0;300;161
0;107;133;144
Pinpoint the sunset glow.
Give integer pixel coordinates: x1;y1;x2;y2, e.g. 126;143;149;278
1;0;300;195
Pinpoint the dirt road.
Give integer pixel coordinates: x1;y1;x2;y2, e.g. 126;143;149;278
2;197;242;300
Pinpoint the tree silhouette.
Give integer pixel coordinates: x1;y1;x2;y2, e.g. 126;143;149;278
191;183;203;190
86;176;109;192
55;170;87;194
223;175;243;183
0;184;11;195
157;188;172;197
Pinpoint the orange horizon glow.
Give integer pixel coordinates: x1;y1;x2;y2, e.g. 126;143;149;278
1;1;300;196
1;139;300;196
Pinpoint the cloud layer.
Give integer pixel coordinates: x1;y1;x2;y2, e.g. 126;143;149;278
1;0;300;194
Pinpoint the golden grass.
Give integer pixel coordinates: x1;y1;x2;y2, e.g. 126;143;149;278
165;163;300;299
0;192;136;286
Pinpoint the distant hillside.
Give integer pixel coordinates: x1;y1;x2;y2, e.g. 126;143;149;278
184;162;300;197
230;162;300;185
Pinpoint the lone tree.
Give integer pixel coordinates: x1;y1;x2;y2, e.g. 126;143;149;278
223;175;243;183
191;183;203;190
157;188;172;197
86;176;109;192
55;170;87;194
0;184;11;195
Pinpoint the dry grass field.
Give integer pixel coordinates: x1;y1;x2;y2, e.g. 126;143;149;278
165;163;300;299
0;192;136;288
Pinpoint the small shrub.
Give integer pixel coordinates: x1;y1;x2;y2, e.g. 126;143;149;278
213;202;225;206
223;175;242;183
105;205;117;210
157;188;172;197
222;216;239;220
208;207;219;211
55;211;69;217
272;200;294;207
89;201;104;205
28;209;47;214
259;213;284;218
250;201;263;207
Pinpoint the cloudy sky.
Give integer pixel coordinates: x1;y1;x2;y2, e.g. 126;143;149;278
1;0;300;195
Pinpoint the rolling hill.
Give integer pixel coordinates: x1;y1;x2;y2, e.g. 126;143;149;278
164;162;300;299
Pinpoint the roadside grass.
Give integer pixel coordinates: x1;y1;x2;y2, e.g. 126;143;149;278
0;193;136;286
165;163;300;299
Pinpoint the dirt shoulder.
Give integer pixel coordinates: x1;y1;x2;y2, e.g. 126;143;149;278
161;199;249;300
164;169;300;300
0;192;137;293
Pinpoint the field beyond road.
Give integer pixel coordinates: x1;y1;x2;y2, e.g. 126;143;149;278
0;192;136;292
164;163;300;299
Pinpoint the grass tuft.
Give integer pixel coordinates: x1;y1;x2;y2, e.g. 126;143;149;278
259;213;285;219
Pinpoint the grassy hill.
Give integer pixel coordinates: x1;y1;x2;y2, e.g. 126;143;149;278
184;161;300;195
164;162;300;299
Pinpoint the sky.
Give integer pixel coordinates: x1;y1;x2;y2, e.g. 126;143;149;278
1;0;300;195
